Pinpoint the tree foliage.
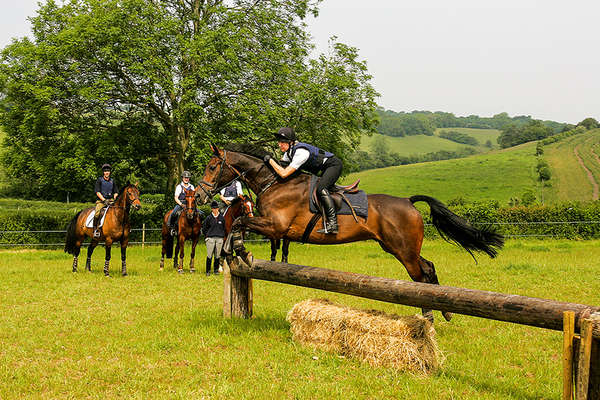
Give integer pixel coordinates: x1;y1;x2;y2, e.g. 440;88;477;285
0;0;378;201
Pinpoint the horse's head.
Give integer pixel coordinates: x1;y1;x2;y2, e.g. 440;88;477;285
123;183;142;210
184;187;197;220
197;144;240;204
240;194;254;218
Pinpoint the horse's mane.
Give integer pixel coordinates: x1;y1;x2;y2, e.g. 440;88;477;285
223;143;272;160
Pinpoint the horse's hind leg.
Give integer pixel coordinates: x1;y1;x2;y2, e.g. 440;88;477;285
378;239;437;323
281;239;290;263
270;239;280;262
72;243;82;272
420;256;452;321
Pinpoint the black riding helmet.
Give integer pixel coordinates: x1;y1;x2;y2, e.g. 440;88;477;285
274;127;296;143
102;163;112;171
181;170;191;178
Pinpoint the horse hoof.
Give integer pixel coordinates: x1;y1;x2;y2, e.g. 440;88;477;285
190;268;196;273
104;274;111;278
177;269;183;274
442;311;453;321
422;310;434;323
242;252;254;267
122;272;128;277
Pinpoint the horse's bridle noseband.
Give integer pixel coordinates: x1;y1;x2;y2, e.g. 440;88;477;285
198;150;250;201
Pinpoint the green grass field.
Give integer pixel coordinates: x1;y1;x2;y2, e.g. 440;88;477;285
345;128;600;205
343;142;538;204
359;128;501;157
1;240;598;399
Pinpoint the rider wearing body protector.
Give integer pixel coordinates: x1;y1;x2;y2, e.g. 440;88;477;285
168;171;195;236
265;127;342;234
93;163;118;238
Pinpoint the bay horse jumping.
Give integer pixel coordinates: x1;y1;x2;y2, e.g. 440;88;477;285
65;183;142;276
197;144;504;322
160;187;203;273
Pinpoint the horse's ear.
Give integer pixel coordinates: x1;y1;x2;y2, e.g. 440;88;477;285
134;181;139;188
210;143;220;155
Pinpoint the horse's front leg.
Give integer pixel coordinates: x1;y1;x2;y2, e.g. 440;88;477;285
229;216;280;265
86;240;98;272
120;239;129;276
189;236;199;273
177;236;185;274
104;239;113;277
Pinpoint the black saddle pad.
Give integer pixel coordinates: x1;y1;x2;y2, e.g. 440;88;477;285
308;175;368;218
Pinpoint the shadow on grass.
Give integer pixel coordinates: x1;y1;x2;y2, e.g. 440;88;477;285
188;311;290;336
438;369;551;400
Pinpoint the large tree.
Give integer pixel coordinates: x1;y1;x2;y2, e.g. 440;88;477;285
0;0;378;201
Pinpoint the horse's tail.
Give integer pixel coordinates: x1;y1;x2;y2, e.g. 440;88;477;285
410;195;504;258
165;232;174;259
64;211;82;255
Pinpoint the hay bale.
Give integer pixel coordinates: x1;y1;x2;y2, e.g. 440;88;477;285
286;298;442;374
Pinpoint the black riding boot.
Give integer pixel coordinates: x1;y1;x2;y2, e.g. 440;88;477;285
92;215;101;238
205;257;212;276
213;257;220;274
317;189;338;234
168;212;178;236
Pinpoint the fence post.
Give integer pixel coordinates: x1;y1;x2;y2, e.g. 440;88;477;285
142;223;146;250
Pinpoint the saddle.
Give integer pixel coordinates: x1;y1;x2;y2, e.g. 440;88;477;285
311;179;361;214
303;176;368;242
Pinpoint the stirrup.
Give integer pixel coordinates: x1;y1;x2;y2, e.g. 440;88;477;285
93;229;100;238
170;228;177;236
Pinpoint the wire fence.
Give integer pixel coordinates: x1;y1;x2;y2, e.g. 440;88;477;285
1;221;600;248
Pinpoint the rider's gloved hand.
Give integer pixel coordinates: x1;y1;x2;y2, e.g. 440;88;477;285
263;154;271;163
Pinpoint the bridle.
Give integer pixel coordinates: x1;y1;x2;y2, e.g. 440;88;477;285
198;150;251;200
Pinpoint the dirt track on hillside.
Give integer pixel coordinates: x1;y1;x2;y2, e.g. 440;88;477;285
574;145;599;200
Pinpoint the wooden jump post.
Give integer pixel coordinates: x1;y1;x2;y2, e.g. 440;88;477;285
223;257;599;398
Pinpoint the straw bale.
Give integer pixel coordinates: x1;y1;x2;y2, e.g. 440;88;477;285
286;298;442;374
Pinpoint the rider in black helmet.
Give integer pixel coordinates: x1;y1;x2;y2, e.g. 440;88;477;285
264;127;342;234
93;163;118;238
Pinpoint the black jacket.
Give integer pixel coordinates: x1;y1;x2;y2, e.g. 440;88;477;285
202;212;225;238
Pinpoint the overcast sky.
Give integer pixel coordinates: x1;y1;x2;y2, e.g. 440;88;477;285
2;0;599;124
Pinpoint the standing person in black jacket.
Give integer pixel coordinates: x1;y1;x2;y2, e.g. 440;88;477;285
202;201;225;276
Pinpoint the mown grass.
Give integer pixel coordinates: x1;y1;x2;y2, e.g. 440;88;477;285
544;129;600;202
1;239;598;399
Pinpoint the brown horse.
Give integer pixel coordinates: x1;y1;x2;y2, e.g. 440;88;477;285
197;144;504;322
65;183;142;276
160;187;203;273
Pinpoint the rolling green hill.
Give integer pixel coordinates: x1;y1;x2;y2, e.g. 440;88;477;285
343;128;600;205
359;127;501;157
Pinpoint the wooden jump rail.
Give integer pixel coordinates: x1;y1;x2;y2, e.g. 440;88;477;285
224;257;599;399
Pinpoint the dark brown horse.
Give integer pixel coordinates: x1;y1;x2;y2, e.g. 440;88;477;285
65;183;142;276
160;187;203;273
197;144;504;322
